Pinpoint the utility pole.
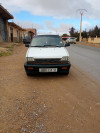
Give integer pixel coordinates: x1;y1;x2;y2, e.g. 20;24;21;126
77;9;87;42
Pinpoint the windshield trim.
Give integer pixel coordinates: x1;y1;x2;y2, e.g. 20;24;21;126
30;45;64;47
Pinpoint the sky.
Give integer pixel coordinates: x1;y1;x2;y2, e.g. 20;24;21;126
0;0;100;35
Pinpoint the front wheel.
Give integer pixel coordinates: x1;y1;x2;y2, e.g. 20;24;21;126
64;71;69;75
61;71;69;75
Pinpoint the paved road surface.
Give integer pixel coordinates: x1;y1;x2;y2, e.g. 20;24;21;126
67;44;100;83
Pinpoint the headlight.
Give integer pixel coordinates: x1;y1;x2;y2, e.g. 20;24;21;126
26;57;35;62
61;56;69;61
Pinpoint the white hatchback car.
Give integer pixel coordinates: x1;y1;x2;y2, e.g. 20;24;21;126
24;35;71;75
67;37;76;44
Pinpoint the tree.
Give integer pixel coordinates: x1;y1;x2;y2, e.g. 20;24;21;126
88;25;100;37
62;34;69;41
88;29;93;37
69;27;75;36
62;25;100;40
81;30;88;38
94;25;99;37
62;34;69;37
98;28;100;37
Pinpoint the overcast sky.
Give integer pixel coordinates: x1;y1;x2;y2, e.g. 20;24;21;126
1;0;100;35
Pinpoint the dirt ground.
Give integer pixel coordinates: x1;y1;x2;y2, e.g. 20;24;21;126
0;43;100;133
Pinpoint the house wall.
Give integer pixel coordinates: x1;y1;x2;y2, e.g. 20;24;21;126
0;18;2;42
0;17;8;42
24;28;37;38
0;17;36;43
8;25;24;42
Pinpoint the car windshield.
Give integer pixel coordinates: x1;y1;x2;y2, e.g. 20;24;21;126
30;35;64;47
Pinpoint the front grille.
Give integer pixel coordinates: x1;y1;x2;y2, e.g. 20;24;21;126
27;58;68;65
36;59;60;62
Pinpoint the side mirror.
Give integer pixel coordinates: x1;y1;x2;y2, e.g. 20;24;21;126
65;42;70;47
25;44;29;47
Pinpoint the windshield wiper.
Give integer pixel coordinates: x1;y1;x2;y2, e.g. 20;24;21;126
31;45;43;47
44;45;54;47
31;45;64;47
43;45;61;47
55;45;64;47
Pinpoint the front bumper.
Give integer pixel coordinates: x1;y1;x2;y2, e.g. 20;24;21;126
24;62;71;74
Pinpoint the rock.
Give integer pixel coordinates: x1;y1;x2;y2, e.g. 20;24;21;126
22;127;27;132
96;103;100;106
90;106;92;110
44;104;46;108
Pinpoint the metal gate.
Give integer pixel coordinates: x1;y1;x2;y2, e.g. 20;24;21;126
1;18;6;42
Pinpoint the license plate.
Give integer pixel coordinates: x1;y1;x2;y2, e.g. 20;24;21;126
39;68;57;72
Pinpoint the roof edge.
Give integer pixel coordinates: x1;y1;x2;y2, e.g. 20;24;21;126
0;4;14;19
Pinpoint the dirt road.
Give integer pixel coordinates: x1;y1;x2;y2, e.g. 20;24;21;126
0;44;100;133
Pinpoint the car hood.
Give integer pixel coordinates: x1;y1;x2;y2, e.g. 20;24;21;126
26;47;69;59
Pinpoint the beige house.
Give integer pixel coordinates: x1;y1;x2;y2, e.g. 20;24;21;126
24;28;37;39
7;24;37;42
0;5;37;43
8;22;25;42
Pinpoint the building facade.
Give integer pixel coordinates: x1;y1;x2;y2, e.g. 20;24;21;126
0;4;13;42
0;5;37;43
24;28;37;39
8;22;25;42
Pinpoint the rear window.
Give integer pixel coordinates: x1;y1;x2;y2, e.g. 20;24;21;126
70;37;75;39
24;36;31;39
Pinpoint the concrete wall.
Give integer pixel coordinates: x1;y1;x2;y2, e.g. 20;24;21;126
88;36;100;43
82;38;88;42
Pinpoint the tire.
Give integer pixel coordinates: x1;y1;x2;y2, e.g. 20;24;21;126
26;72;32;76
61;71;69;75
64;71;69;75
